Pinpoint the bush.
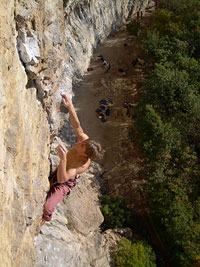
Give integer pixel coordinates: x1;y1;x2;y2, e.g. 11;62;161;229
114;238;156;267
100;195;133;231
127;20;141;36
135;0;200;265
136;104;174;161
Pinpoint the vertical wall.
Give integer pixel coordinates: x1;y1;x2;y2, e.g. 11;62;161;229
0;1;50;266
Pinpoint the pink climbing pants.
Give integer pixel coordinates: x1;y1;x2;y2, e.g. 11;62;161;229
42;170;80;222
43;183;70;221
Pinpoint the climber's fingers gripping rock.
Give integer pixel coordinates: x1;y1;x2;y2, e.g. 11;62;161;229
61;93;72;109
56;145;67;160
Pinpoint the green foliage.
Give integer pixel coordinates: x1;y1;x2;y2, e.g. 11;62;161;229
114;238;156;267
175;55;200;84
142;32;189;63
147;0;200;58
145;63;200;120
126;20;141;36
136;104;174;161
142;31;172;62
135;0;200;265
100;195;133;231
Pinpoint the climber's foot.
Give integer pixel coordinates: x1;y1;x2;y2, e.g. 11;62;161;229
39;218;46;227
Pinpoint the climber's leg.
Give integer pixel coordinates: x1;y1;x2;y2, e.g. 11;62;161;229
43;184;70;221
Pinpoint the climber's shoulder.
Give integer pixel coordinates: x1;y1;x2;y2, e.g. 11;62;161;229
77;132;89;142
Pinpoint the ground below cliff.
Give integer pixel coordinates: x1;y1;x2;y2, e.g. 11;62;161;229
74;6;169;264
75;8;153;218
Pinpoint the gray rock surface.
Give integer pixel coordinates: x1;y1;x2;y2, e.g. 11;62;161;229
34;163;110;267
18;29;40;65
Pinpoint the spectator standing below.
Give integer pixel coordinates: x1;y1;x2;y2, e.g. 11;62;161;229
103;60;108;66
105;63;111;73
137;11;140;18
123;102;135;117
40;93;102;225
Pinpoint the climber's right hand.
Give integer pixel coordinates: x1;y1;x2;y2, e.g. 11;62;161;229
57;145;67;160
61;93;73;109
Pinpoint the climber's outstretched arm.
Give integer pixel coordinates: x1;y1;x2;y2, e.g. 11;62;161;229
56;145;76;183
61;93;89;142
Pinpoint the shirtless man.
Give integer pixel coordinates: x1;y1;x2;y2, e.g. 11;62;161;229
40;93;102;225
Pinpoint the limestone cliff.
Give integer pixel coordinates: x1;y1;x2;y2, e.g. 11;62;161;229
0;0;150;266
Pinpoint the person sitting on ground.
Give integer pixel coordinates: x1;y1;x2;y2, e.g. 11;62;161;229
132;58;139;67
40;93;102;225
98;112;106;122
123;102;129;115
99;99;108;105
99;99;113;105
87;67;93;71
105;107;110;117
96;103;110;122
118;68;124;73
96;108;103;114
108;98;113;105
98;55;104;62
138;58;146;67
118;68;127;77
99;105;110;117
124;102;128;108
95;109;105;119
100;104;106;110
96;110;103;118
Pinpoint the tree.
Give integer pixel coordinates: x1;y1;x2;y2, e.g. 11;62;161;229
100;195;133;231
114;238;156;267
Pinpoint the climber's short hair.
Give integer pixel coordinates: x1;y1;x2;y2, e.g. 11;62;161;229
84;138;102;160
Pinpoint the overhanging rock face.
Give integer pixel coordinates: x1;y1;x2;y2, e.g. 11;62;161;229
0;0;150;266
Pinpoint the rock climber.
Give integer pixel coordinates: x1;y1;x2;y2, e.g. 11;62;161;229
40;93;102;226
